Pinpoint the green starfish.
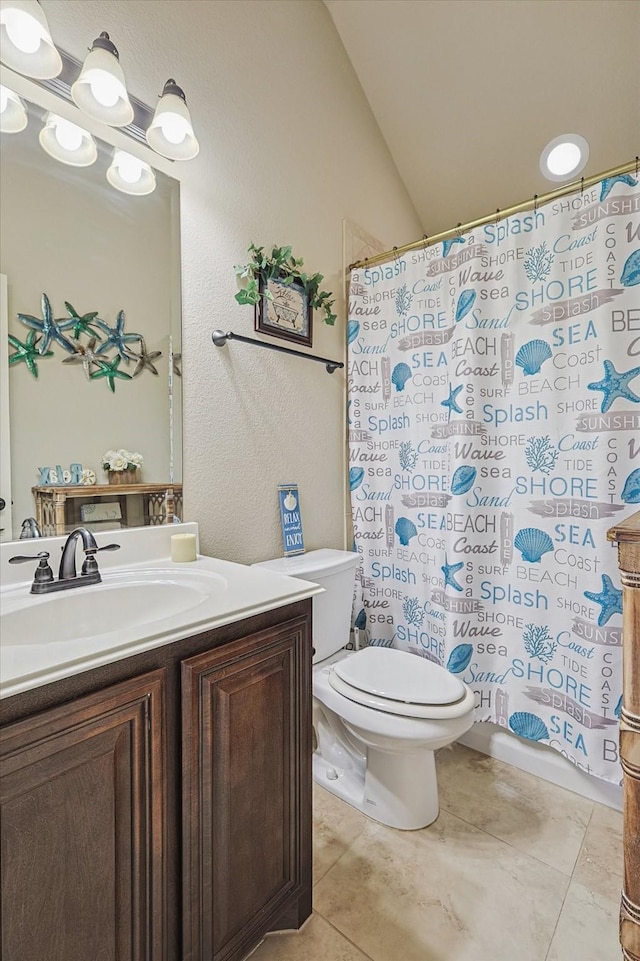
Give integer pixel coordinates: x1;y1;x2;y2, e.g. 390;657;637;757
90;355;133;393
131;338;162;377
17;292;76;354
8;331;53;377
64;301;103;341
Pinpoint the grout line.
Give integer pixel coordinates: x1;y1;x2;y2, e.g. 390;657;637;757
318;913;377;961
542;877;574;961
437;800;578;878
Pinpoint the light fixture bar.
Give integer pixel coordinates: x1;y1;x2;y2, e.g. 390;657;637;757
33;45;154;149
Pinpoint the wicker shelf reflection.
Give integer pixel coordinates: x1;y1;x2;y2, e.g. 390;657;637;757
32;483;183;536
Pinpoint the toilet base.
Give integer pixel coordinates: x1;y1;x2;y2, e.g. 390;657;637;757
313;744;439;830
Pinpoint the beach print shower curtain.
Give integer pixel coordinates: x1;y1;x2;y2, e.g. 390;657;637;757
348;172;639;784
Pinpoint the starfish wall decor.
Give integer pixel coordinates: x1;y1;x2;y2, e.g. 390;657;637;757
9;294;165;394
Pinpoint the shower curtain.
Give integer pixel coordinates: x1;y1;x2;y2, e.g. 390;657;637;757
348;172;639;784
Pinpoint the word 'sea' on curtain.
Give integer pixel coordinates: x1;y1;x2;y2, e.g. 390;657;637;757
348;172;640;784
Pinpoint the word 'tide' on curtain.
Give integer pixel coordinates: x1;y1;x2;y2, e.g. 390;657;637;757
347;172;640;784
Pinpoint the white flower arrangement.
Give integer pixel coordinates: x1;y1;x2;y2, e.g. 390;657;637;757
102;449;144;472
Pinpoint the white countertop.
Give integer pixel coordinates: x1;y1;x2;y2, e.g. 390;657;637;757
0;523;322;699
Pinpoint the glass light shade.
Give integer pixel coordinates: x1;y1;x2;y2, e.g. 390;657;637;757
540;134;589;182
146;80;199;160
39;112;97;167
71;34;134;127
0;84;27;132
0;0;61;78
106;148;156;195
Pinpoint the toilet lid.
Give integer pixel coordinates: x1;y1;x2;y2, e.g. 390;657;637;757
333;647;465;705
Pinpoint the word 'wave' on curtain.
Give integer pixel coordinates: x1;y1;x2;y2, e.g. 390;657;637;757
348;173;640;784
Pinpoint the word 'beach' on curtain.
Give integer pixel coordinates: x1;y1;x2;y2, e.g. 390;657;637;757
348;172;640;784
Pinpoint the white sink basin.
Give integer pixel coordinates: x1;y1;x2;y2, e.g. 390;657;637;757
0;529;322;700
1;569;226;647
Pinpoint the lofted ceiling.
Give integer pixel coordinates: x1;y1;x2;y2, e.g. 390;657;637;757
325;0;640;239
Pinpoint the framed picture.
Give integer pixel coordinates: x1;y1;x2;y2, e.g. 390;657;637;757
255;275;312;347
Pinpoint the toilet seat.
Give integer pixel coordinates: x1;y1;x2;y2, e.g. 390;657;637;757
328;647;475;720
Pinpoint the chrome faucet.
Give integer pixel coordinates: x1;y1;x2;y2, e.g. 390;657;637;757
19;517;42;538
9;527;121;594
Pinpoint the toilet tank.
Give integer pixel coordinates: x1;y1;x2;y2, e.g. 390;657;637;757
254;549;359;663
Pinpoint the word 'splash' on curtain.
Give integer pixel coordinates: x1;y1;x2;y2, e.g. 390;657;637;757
348;173;640;784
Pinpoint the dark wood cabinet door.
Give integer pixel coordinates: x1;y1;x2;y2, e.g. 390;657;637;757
182;615;312;961
0;670;166;961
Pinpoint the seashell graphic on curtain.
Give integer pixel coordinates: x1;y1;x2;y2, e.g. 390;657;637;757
347;171;640;784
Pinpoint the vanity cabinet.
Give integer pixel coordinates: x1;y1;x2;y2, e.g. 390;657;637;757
0;670;166;961
182;621;311;961
0;601;312;961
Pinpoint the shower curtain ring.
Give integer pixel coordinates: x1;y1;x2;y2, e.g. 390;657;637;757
533;194;538;213
580;177;585;194
393;246;399;261
455;223;462;238
635;155;639;176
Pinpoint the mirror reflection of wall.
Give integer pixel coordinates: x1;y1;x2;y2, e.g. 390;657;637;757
0;96;182;541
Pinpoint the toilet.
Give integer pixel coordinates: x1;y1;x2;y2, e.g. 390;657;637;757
255;549;475;830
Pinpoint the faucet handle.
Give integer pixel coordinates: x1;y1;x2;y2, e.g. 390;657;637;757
9;550;50;563
81;542;120;575
8;551;54;585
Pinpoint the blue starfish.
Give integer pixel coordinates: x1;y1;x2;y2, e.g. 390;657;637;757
584;573;623;626
17;292;75;354
442;236;465;258
441;556;464;592
90;355;133;393
587;360;640;413
441;383;464;419
600;174;637;201
95;310;141;363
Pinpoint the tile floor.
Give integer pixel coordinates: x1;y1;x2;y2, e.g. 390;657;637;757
249;743;623;961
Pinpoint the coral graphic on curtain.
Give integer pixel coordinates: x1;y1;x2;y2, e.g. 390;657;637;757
348;173;639;784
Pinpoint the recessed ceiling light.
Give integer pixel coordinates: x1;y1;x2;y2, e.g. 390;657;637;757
540;134;589;182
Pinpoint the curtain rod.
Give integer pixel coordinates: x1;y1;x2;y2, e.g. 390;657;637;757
348;158;638;272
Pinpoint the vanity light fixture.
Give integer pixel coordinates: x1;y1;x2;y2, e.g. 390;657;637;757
146;79;199;161
39;112;97;167
70;32;133;127
0;84;27;132
106;148;156;195
540;134;590;183
0;0;61;79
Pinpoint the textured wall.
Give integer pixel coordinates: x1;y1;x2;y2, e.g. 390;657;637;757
40;0;420;563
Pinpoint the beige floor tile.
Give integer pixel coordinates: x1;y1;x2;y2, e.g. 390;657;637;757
546;880;619;961
313;783;369;885
314;808;568;961
573;801;624;904
247;912;373;961
436;744;593;875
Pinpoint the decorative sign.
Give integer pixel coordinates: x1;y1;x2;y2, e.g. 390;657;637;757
37;464;96;486
277;483;305;556
257;278;312;347
80;502;122;522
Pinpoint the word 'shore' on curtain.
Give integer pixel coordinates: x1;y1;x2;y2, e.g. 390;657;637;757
348;173;640;784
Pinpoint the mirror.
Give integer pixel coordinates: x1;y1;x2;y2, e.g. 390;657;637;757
0;93;182;542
